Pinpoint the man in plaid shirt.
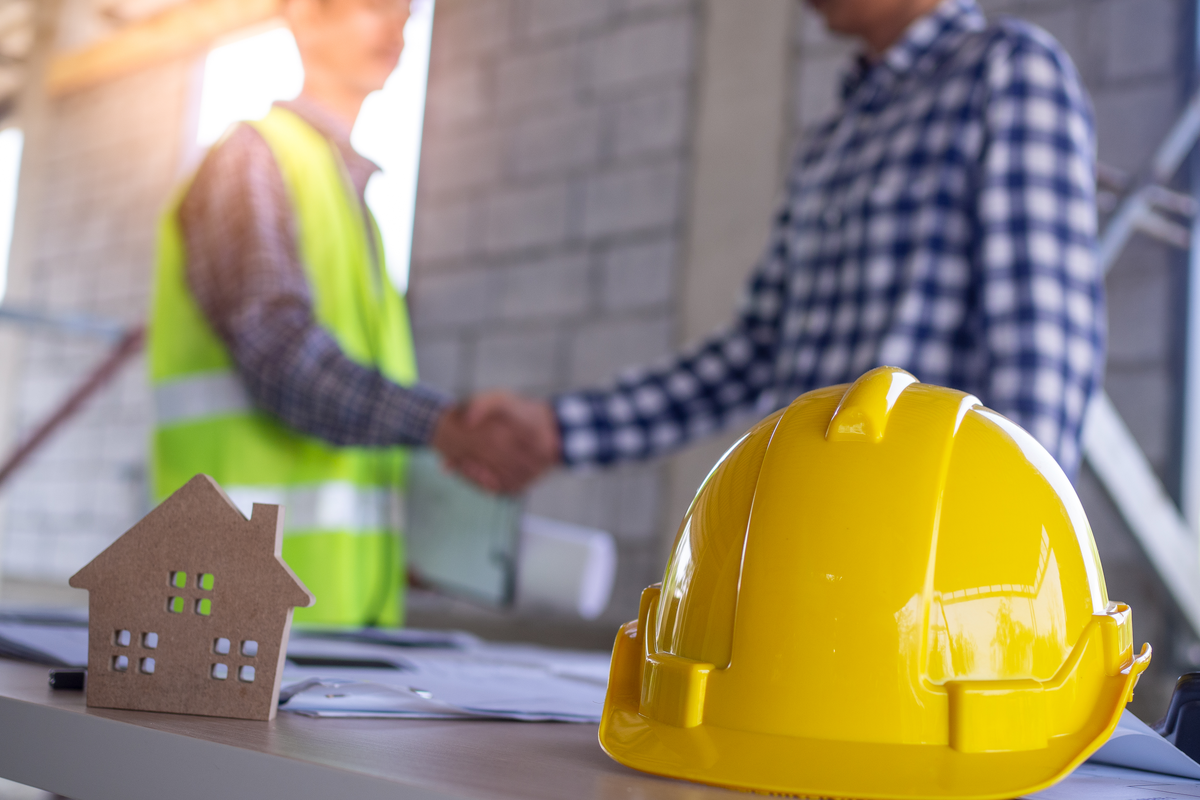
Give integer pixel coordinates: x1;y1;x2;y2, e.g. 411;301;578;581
481;0;1103;484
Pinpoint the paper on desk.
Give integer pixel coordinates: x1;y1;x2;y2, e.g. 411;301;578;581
1031;762;1200;800
280;636;609;722
1087;710;1200;780
1022;712;1200;799
0;621;88;666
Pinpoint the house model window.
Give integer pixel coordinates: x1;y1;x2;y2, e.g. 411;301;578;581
69;475;314;721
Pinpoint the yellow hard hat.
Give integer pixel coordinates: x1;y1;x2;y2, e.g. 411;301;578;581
599;366;1151;799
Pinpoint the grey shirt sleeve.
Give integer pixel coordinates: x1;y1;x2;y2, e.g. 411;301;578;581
177;124;450;447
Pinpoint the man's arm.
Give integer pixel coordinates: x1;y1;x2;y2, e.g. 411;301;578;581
178;125;451;447
551;220;793;467
977;26;1103;477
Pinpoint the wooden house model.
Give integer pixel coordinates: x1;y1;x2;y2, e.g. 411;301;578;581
68;474;314;721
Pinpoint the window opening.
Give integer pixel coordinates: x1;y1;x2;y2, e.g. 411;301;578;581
0;128;22;304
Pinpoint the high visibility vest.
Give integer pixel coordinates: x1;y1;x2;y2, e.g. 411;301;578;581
148;107;418;627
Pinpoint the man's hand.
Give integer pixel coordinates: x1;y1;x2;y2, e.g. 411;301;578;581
430;392;561;495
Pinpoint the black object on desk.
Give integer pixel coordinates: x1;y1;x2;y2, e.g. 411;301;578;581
48;667;86;690
1155;672;1200;762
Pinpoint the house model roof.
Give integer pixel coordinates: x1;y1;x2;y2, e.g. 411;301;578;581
70;474;313;608
69;474;313;720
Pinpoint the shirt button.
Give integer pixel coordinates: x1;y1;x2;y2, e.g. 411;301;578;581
822;206;843;228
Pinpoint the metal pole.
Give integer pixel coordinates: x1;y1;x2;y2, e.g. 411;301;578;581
1180;6;1200;530
0;325;145;491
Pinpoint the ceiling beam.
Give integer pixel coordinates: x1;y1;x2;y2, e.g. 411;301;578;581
46;0;281;97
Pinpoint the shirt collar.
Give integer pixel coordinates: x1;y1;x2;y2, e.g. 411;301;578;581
274;96;381;186
841;0;987;100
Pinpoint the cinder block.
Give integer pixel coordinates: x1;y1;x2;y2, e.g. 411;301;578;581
610;463;664;539
409;266;500;331
1100;0;1176;81
589;17;694;94
48;532;98;582
1105;240;1172;366
473;326;561;390
413;335;465;395
0;530;46;579
569;315;673;384
483;181;572;254
519;0;614;41
495;252;590;320
418;129;503;197
796;3;864;50
1104;366;1172;471
608;539;665;620
495;43;581;113
794;51;848;132
1092;83;1178;174
423;65;490;131
582;161;682;237
1012;6;1084;74
525;462;661;541
509;106;602;178
526;471;614;531
619;0;696;12
411;197;483;262
601;236;676;311
613;87;688;159
430;0;514;66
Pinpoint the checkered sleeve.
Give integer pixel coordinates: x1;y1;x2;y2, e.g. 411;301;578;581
553;218;791;467
977;25;1102;477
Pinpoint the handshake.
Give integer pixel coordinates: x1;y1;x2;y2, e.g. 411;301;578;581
430;390;562;495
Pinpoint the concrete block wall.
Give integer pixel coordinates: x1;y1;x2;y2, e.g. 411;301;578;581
0;62;190;589
791;0;1195;718
408;0;700;623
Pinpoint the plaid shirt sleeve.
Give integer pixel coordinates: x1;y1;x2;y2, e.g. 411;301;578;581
179;125;450;447
554;219;791;466
976;26;1102;476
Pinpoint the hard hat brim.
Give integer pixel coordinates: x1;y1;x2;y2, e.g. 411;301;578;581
598;624;1149;800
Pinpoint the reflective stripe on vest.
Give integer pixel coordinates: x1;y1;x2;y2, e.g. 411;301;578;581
155;370;252;426
223;483;405;535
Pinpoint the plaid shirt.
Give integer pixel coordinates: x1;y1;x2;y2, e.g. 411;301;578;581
555;0;1102;478
179;98;449;447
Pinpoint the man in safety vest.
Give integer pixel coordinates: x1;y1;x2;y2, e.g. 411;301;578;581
149;0;556;627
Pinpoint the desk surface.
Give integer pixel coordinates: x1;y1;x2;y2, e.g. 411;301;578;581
0;658;735;800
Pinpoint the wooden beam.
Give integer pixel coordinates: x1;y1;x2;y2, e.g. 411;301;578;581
46;0;281;97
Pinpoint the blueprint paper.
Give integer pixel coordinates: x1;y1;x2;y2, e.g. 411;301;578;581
0;622;88;667
1088;710;1200;780
1028;762;1200;799
280;636;609;722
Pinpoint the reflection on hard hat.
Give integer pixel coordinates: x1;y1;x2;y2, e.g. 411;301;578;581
599;366;1151;800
